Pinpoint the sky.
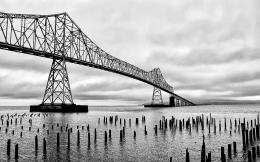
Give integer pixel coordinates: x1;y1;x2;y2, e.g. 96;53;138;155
0;0;259;106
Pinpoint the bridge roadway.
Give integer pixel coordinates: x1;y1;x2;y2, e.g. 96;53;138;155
0;11;194;106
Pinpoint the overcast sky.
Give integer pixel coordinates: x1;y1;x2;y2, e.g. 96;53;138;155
0;0;259;106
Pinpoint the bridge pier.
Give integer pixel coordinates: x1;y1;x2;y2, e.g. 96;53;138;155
169;96;176;107
30;58;88;112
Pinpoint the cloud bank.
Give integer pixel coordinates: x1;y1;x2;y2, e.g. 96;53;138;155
0;0;259;105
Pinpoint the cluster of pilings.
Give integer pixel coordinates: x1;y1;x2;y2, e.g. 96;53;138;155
1;112;260;161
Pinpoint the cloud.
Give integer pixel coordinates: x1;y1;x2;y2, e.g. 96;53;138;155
0;0;259;105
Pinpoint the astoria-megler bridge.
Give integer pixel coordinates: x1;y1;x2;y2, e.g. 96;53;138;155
0;11;194;112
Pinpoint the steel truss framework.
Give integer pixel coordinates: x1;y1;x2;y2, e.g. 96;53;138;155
0;11;194;106
152;87;163;105
42;59;73;104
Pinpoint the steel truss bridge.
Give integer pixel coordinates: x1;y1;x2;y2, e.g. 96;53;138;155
0;11;194;107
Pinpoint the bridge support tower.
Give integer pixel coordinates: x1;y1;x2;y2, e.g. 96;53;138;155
30;58;88;112
169;95;176;107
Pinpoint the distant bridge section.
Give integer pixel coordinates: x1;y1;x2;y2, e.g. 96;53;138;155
0;11;194;107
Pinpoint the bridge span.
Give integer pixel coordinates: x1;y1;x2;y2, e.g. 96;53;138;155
0;11;194;111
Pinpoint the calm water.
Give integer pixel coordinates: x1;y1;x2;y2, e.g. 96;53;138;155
0;104;260;162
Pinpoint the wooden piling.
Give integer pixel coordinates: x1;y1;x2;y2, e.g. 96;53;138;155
120;130;122;141
246;129;249;147
15;143;18;159
94;128;97;141
109;129;111;138
252;147;256;159
201;135;205;162
105;131;107;143
241;123;246;149
224;118;226;131
186;148;190;162
219;120;221;132
35;135;38;151
88;132;90;146
221;147;225;162
68;131;70;147
228;144;231;158
7;139;11;156
233;141;236;153
248;150;252;162
43;138;46;155
57;133;60;148
77;130;80;145
250;130;253;143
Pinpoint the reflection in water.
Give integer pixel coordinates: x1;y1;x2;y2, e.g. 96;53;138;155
0;105;259;161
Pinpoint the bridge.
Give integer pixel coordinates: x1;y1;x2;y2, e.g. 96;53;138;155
0;11;195;111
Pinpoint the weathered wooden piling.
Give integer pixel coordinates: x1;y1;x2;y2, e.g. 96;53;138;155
15;143;18;159
248;150;252;162
94;128;97;141
155;125;157;134
68;131;70;147
253;128;256;141
186;148;190;162
208;123;210;134
88;132;90;145
43;138;47;155
246;129;249;146
57;133;60;148
250;130;253;143
219;120;221;132
201;135;205;162
224;118;226;131
77;130;80;145
228;144;231;158
252;147;256;159
105;131;107;143
7;139;11;156
221;147;225;162
109;129;111;139
207;152;211;162
241;123;246;149
233;141;236;153
120;130;122;141
134;130;136;138
35;135;38;151
230;119;232;130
